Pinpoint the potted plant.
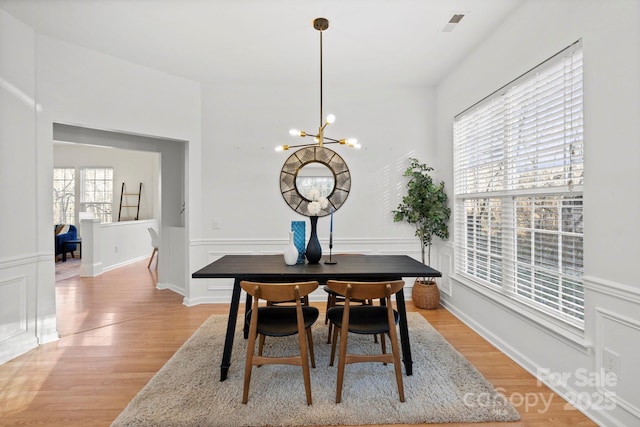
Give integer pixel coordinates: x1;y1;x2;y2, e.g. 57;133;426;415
393;158;450;309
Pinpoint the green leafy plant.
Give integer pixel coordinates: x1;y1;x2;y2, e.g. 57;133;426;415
393;158;450;267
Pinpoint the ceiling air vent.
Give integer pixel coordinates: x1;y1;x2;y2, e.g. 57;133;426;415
442;13;465;32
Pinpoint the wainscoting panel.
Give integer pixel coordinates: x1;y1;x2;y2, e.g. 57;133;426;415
587;275;640;424
0;256;39;364
0;276;27;342
595;308;640;418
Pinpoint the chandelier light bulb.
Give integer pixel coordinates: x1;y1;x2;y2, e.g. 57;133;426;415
326;114;336;124
275;145;289;152
289;129;300;137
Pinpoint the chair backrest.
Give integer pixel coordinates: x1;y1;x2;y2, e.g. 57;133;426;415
55;224;77;237
326;280;405;302
240;280;318;303
147;227;159;248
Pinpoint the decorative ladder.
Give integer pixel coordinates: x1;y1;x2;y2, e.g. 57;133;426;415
118;182;142;221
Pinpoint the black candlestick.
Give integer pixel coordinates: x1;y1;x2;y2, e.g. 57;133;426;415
325;232;337;264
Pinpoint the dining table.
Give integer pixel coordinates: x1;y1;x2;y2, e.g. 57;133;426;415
192;253;441;381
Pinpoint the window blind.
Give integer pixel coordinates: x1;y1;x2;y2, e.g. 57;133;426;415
53;168;75;225
453;41;584;325
81;167;114;223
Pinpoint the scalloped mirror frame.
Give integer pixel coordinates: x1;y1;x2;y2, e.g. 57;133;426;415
280;146;351;217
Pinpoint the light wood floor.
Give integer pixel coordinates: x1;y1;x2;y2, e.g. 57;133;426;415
0;260;597;427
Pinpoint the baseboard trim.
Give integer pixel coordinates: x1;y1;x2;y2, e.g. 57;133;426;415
441;298;610;427
0;333;38;365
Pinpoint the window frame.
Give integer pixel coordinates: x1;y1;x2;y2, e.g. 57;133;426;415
53;167;76;225
80;167;114;224
453;40;584;329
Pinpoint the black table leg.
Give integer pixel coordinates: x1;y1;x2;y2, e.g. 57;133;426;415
395;288;413;376
220;278;242;382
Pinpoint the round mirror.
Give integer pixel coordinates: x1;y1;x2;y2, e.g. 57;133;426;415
295;163;335;200
280;146;351;217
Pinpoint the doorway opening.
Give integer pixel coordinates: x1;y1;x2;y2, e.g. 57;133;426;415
52;123;187;288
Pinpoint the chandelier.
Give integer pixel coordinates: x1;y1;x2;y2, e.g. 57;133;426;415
275;18;360;152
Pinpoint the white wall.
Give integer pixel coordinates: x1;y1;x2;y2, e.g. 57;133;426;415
434;1;640;426
187;80;438;303
53;143;160;222
0;9;45;364
200;81;436;240
100;219;159;272
0;8;201;363
35;34;201;295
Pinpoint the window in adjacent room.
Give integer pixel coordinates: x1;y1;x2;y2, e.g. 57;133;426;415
80;167;114;223
53;167;75;224
453;40;584;326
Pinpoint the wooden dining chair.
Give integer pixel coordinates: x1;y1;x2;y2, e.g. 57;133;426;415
321;254;374;344
326;279;406;403
323;286;375;344
240;280;320;405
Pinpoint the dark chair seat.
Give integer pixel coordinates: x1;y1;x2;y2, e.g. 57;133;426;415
323;285;374;343
248;306;319;337
327;305;398;335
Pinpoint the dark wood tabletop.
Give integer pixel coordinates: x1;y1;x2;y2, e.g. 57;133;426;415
192;254;441;281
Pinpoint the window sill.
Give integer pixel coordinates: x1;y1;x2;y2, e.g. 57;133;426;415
449;273;591;354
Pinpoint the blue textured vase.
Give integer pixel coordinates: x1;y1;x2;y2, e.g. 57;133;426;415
291;221;306;264
305;216;322;264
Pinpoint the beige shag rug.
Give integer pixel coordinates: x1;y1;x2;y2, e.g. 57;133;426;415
111;313;520;426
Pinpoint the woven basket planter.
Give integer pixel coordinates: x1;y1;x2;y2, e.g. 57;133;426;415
411;279;440;310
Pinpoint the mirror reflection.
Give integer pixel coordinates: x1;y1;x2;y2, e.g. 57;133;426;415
295;162;335;200
280;146;351;217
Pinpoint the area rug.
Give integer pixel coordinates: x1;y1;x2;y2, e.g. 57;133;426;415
55;258;81;281
111;313;520;426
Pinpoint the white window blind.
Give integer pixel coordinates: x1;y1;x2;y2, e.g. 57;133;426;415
81;167;113;223
53;168;75;225
453;41;584;325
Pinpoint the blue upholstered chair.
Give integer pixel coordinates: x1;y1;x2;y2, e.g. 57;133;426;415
54;224;78;260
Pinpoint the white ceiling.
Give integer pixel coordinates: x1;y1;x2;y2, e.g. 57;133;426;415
1;0;524;87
